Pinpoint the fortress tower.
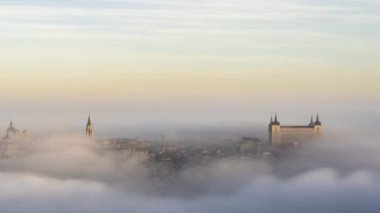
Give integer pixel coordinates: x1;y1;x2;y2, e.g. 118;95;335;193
269;114;322;145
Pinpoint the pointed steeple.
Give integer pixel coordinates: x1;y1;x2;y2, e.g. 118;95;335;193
87;115;92;126
314;114;322;125
309;116;314;126
86;115;93;138
10;120;13;127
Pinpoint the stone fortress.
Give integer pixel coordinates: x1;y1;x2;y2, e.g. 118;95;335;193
268;114;322;145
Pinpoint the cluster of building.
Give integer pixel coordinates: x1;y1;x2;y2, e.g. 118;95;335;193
0;114;322;163
98;138;243;180
88;114;322;179
87;114;323;146
0;113;324;180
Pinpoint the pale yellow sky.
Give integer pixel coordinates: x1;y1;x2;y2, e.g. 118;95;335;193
0;68;378;104
1;0;379;105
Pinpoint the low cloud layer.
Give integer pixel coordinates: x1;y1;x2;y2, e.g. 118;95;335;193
0;130;380;213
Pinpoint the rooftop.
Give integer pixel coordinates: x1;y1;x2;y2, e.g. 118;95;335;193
280;125;314;129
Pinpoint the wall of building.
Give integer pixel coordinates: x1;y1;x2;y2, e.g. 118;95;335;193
270;124;321;145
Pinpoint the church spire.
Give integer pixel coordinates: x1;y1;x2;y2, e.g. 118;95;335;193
86;115;93;138
87;115;92;125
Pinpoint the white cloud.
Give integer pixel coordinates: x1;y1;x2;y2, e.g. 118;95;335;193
0;2;376;42
0;0;378;71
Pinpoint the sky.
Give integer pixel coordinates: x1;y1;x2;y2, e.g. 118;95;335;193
0;0;379;136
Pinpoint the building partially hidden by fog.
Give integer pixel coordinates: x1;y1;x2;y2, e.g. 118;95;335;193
4;120;30;141
86;115;93;139
269;115;322;145
1;120;31;158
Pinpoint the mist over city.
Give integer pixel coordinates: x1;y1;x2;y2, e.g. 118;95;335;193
0;105;379;213
1;0;380;212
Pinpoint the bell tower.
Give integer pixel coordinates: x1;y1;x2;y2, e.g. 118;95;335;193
85;115;93;139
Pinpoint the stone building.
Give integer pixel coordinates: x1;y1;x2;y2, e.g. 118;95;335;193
1;120;31;158
268;115;322;145
240;137;261;155
4;120;29;140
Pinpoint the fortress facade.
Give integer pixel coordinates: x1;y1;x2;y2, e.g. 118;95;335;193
269;115;322;145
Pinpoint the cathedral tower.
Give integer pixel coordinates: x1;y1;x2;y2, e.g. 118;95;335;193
6;120;18;139
85;115;93;139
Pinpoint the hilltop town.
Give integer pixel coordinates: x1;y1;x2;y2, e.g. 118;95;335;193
0;115;322;169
